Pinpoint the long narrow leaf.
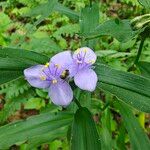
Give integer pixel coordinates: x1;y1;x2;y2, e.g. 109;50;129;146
0;112;73;149
71;107;101;150
0;47;49;85
96;63;150;112
115;101;150;150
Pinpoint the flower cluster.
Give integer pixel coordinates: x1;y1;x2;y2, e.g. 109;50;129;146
24;47;98;106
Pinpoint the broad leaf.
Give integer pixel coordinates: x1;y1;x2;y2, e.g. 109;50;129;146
86;19;136;43
71;107;101;150
138;61;150;78
96;63;150;113
115;101;150;150
0;112;73;149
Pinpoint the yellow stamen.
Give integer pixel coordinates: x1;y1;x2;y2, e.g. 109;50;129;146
88;60;95;64
52;79;57;84
55;64;61;68
44;62;49;67
75;48;80;54
83;49;88;53
40;76;46;81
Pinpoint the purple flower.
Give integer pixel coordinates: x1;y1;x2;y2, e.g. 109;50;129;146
24;61;73;106
51;47;98;92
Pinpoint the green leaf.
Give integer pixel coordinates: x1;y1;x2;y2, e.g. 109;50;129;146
138;61;150;78
54;3;79;21
0;47;49;85
21;37;61;53
80;3;99;48
0;12;11;33
0;112;73;149
22;0;58;29
101;126;113;150
138;0;150;10
96;63;150;113
0;70;23;85
25;0;57;19
27;128;67;149
86;19;136;43
0;58;32;70
71;107;101;150
24;98;45;110
80;3;99;35
115;101;150;150
0;47;49;64
101;109;114;150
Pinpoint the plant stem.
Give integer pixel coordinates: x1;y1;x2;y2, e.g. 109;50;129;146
74;98;82;108
90;0;92;7
134;37;146;65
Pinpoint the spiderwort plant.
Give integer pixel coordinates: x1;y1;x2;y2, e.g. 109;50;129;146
24;47;98;106
24;61;73;106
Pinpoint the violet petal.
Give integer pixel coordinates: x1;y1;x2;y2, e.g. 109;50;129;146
49;81;73;106
51;51;73;69
74;68;98;92
73;47;97;64
24;65;50;88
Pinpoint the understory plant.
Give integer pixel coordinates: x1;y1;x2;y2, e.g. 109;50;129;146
0;0;150;149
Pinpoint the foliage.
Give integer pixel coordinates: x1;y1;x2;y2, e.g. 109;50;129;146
0;0;150;149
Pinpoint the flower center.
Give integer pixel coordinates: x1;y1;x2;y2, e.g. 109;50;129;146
40;62;65;84
74;48;94;71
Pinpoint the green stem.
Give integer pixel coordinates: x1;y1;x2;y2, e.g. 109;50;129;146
74;98;82;108
134;37;146;65
90;0;92;7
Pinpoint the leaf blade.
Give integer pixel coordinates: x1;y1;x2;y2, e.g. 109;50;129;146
0;112;73;149
96;63;150;112
115;101;150;150
71;107;101;150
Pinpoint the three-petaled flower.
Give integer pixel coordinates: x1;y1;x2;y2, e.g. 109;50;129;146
24;47;98;106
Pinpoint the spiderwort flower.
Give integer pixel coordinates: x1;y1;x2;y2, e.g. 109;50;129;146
24;61;73;106
51;47;98;92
